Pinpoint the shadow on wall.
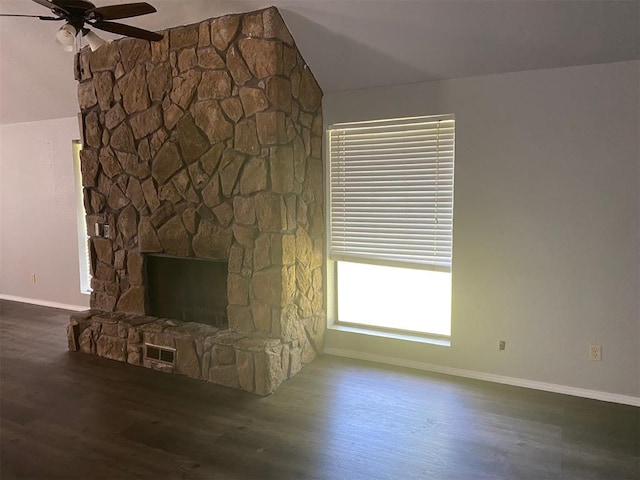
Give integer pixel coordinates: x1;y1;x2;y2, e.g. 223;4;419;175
280;8;430;93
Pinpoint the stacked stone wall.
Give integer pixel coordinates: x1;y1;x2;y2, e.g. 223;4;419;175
70;7;325;394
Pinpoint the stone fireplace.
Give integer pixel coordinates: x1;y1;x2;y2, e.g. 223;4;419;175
66;7;325;395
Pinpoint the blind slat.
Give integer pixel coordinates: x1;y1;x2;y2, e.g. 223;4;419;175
329;115;455;269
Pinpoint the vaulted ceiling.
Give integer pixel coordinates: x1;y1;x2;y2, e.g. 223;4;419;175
0;0;638;125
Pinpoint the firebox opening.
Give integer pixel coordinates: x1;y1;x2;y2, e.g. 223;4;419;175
144;254;228;328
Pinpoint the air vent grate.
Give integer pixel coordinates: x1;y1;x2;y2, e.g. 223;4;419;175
144;343;175;365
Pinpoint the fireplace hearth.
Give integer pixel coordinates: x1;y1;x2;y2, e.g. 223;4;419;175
67;7;325;395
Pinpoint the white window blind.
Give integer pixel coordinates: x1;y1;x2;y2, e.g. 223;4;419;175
328;115;455;271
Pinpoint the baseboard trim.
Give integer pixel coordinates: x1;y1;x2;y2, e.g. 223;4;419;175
324;347;640;407
0;294;88;312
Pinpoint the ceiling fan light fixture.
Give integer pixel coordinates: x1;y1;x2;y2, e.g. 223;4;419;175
83;28;106;51
56;23;77;48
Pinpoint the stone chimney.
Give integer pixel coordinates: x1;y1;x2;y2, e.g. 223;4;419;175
67;7;325;395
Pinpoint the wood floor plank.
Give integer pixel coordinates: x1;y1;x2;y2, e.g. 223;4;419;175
0;299;638;479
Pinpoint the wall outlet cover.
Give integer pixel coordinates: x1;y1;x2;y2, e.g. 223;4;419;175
589;344;602;361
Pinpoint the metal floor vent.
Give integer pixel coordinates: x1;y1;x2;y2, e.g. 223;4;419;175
145;343;175;365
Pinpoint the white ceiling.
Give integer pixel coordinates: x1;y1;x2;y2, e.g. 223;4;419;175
0;0;638;125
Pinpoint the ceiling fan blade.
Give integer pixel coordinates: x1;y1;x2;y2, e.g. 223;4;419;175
91;20;162;41
31;0;69;16
0;14;62;20
87;2;156;21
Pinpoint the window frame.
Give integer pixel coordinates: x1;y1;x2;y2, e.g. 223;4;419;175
72;140;92;295
326;114;455;339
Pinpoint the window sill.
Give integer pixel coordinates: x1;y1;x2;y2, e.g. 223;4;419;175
328;323;451;347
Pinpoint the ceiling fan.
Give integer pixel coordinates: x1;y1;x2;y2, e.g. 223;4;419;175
0;0;162;52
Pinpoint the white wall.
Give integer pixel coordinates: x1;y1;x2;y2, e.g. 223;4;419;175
0;117;90;309
323;61;640;399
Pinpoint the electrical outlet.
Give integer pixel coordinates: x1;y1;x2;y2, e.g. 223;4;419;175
30;273;36;283
499;340;506;351
589;344;602;361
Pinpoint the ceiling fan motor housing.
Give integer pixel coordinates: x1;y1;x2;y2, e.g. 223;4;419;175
52;0;98;22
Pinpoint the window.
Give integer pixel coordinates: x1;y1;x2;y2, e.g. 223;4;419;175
72;140;92;294
328;115;454;337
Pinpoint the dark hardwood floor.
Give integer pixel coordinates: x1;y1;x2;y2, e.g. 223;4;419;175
0;300;638;479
